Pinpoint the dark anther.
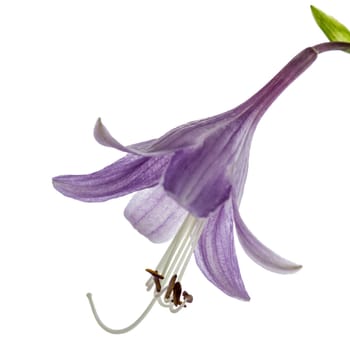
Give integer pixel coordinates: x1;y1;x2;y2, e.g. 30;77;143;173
145;269;164;279
146;268;164;292
172;282;182;307
182;291;193;303
165;274;177;299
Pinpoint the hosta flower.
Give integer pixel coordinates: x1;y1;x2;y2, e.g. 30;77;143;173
53;42;350;333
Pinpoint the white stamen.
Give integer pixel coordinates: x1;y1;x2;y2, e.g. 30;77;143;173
177;219;205;281
157;214;204;286
86;213;205;333
86;293;157;334
169;303;187;313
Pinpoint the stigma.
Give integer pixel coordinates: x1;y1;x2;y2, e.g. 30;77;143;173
86;214;205;334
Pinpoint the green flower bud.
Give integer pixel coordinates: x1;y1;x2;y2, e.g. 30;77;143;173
311;5;350;44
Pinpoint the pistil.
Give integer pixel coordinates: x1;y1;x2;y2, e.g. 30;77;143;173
86;213;205;333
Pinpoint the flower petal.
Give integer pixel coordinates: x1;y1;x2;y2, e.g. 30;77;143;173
194;201;250;300
233;202;302;274
93;46;319;159
162;118;252;218
52;153;170;202
93;110;246;156
94;117;135;153
124;185;187;243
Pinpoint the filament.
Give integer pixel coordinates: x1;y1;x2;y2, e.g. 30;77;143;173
86;293;157;334
87;213;205;334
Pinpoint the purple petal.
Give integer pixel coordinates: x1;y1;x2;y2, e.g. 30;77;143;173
124;186;187;243
93;47;318;158
194;200;250;300
233;202;302;274
52;153;171;202
230;125;256;204
144;48;318;218
162;118;252;218
94;118;134;153
93;115;237;156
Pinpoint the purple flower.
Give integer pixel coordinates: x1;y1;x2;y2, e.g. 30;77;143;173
53;42;350;333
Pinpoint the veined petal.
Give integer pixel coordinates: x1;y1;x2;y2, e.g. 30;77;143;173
194;200;250;300
163;118;252;218
94;117;136;153
230;124;256;205
233;201;302;274
52;153;171;202
93;47;319;159
94;114;240;156
124;185;187;243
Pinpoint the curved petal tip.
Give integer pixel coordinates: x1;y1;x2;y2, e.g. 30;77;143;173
195;201;251;300
233;202;302;274
93;118;130;152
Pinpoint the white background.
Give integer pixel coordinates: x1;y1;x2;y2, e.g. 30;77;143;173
1;0;350;348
